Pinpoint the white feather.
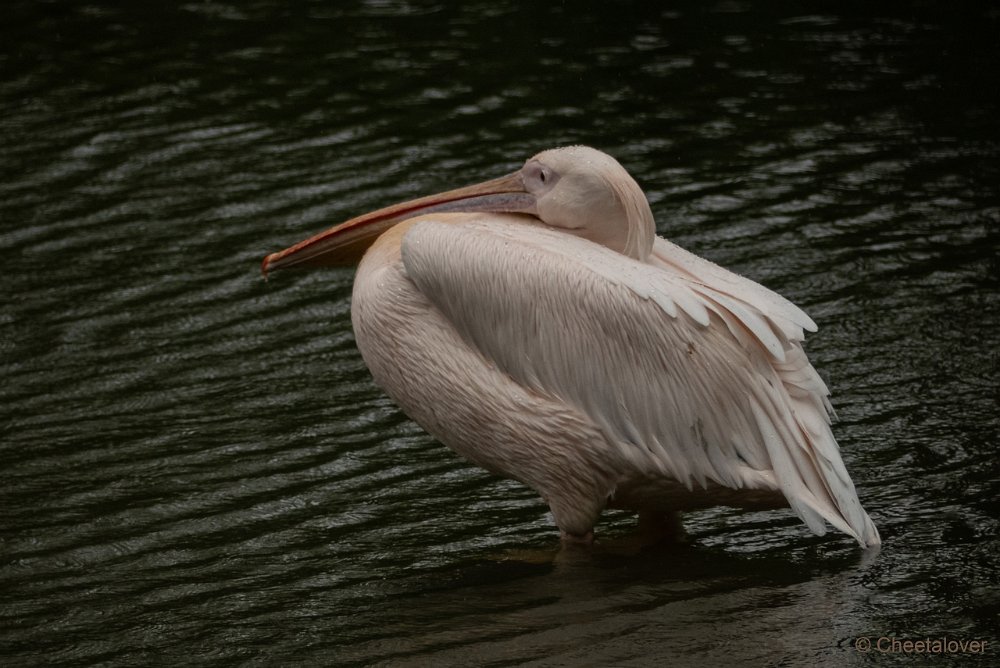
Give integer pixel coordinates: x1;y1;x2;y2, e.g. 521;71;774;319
396;215;879;547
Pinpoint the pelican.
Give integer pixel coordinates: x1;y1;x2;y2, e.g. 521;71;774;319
263;146;880;548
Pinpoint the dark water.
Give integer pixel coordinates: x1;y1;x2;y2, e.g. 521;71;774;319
2;2;998;665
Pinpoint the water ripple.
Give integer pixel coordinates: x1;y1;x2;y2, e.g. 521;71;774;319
2;1;998;665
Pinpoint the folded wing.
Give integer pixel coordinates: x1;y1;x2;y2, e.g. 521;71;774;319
400;215;879;546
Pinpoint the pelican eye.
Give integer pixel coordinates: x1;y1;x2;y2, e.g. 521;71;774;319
522;160;559;192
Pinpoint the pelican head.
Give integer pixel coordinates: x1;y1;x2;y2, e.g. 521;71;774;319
520;146;655;259
262;146;655;274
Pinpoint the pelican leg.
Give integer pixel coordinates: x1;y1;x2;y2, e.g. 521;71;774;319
543;481;610;547
559;529;595;546
638;510;689;545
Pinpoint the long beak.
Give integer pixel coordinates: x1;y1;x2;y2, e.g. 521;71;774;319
261;170;534;276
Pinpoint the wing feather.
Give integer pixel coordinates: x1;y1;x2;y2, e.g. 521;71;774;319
651;237;817;339
400;215;878;546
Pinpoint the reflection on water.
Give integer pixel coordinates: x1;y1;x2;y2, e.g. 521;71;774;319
333;544;883;667
1;1;998;665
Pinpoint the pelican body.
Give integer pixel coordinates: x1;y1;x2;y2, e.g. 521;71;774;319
263;146;880;548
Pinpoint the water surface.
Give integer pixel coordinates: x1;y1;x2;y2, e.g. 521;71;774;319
2;2;998;665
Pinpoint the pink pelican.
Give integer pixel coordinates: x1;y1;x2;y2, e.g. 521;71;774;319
262;146;880;548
